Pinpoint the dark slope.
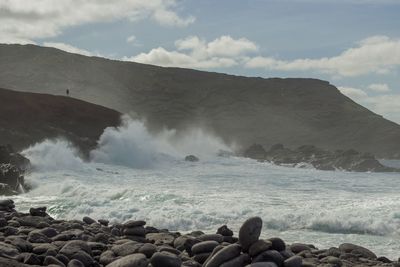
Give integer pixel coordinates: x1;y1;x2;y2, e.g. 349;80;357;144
0;44;399;158
0;88;121;152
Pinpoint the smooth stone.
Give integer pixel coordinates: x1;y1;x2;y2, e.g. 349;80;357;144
67;259;85;267
123;227;145;237
253;250;284;267
290;243;311;254
138;243;157;258
321;256;342;266
283;255;302;267
106;253;148;267
32;243;58;254
29;207;47;217
59;240;92;259
146;232;176;246
0;241;21;258
98;219;109;226
111;241;142;256
239;217;263;251
220;253;251;267
43;255;66;267
150;251;182;267
39;228;58;238
249;240;272;257
71;250;95;266
182;259;202;267
27;231;51;243
198;234;224;243
82;216;96;225
99;250;118;265
216;225;233;237
56;254;70;265
377;256;392;263
338;243;376;259
204;244;242;267
123;220;146;228
268;238;286;252
158;245;181;255
23;253;42;265
6;236;33;252
192;252;211;264
246;263;278;267
191;241;219;255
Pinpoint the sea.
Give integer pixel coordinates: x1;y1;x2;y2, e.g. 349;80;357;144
6;117;400;259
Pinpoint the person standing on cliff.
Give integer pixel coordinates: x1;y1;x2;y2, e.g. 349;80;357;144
66;89;70;96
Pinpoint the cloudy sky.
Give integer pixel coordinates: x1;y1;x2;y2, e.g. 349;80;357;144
1;0;400;123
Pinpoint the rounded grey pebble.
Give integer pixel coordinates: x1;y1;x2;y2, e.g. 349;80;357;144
253;250;284;267
106;253;148;267
246;262;279;267
268;238;286;252
239;217;263;251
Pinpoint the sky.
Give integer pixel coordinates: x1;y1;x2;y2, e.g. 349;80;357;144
1;0;400;123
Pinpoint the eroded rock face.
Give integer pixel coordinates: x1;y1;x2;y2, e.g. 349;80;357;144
243;144;399;172
0;145;31;195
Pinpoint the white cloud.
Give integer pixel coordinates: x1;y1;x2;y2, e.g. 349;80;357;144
338;85;400;124
0;0;194;43
127;35;258;68
43;42;94;56
368;83;390;92
126;35;136;44
338;86;368;99
245;36;400;77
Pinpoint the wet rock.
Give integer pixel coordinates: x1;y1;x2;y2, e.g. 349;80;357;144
146;232;176;246
220;253;250;267
123;226;145;237
29;207;47;217
0;241;20;258
239;217;263;251
198;234;224;243
27;231;51;243
123;220;146;228
185;155;199;162
23;253;42;265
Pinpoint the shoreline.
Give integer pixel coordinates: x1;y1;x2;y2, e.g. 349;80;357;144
0;200;398;267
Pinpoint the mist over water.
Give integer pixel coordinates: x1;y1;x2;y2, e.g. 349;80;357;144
13;116;400;259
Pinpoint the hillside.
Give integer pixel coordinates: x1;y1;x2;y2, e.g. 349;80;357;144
0;44;399;158
0;88;121;152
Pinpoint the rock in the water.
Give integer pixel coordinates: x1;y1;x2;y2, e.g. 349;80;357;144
239;217;263;251
185;155;199;162
30;206;47;217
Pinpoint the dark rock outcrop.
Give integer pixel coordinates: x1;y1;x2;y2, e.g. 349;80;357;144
0;145;30;195
185;155;199;162
244;144;399;172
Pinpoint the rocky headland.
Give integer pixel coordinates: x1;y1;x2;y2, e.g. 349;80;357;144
0;200;396;267
1;44;400;159
243;144;399;172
